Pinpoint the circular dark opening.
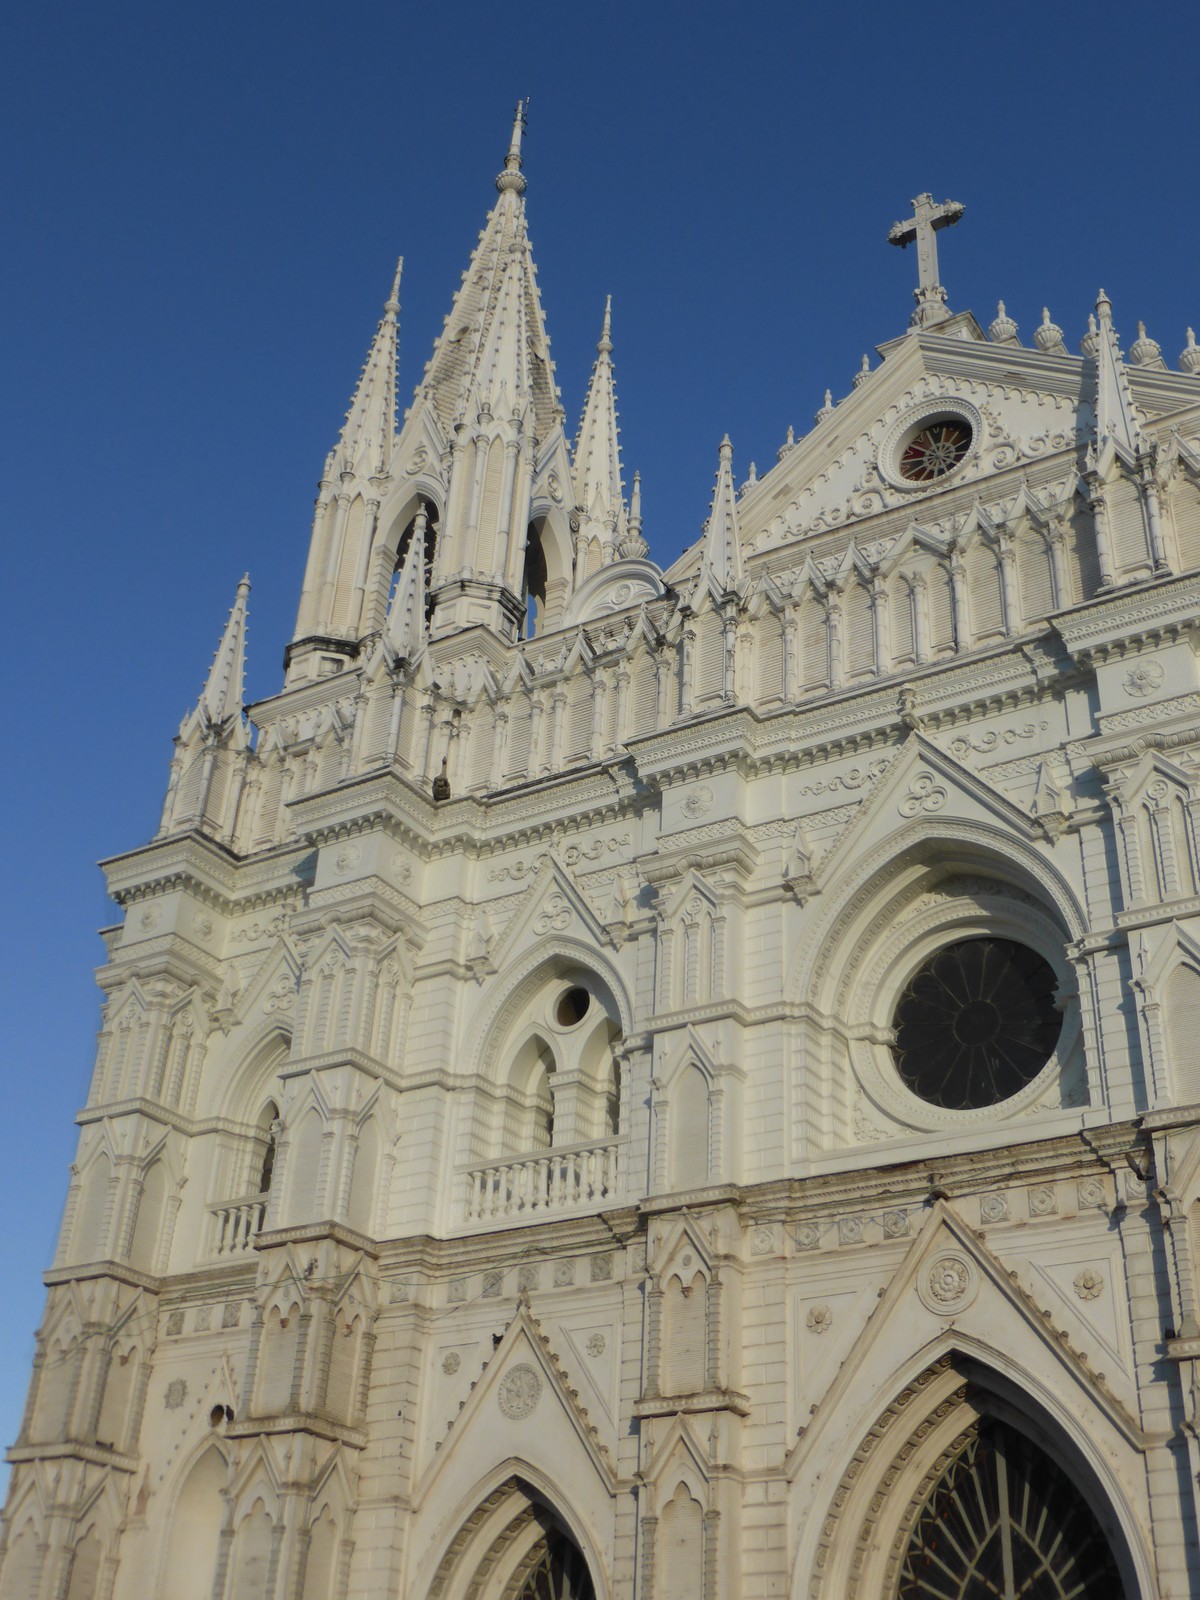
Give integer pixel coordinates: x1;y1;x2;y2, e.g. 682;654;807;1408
891;937;1061;1110
898;417;973;483
556;986;591;1027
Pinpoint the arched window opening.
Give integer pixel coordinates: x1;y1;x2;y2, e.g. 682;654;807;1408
897;1416;1123;1598
522;524;548;638
390;502;438;625
605;1057;621;1137
499;1510;596;1600
529;1047;556;1150
255;1101;280;1197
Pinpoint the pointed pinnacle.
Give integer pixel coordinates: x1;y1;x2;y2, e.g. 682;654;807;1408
599;294;613;354
200;574;250;725
497;99;529;194
386;256;403;314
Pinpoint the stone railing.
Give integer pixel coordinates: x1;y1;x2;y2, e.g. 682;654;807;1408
464;1140;620;1223
209;1193;269;1258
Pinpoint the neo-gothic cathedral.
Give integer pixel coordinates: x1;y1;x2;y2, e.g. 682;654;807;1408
7;109;1200;1600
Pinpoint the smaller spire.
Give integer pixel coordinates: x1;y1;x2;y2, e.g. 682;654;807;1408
853;354;871;388
1092;289;1145;458
199;575;250;726
1080;313;1100;358
335;257;403;477
572;295;626;538
384;508;429;662
496;99;529;195
1181;327;1200;375
700;435;744;594
619;470;648;559
814;388;835;424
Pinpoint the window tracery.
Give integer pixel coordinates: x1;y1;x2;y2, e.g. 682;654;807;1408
896;1417;1122;1598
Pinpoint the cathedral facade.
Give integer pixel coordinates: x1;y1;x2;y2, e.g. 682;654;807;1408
7;111;1200;1598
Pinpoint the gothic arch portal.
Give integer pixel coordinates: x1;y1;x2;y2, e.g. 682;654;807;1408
795;1348;1150;1600
425;1472;606;1600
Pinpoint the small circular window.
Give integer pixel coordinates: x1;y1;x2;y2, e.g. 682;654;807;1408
898;416;974;482
891;937;1061;1110
555;986;591;1027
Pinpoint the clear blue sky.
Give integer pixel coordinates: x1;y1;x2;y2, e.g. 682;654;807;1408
3;0;1198;1485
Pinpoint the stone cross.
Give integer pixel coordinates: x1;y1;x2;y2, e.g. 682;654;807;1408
888;193;965;328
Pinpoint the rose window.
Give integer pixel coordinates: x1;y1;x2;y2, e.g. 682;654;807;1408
891;938;1061;1110
898;419;973;482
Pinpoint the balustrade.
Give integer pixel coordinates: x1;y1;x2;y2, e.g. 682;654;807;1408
464;1140;620;1222
209;1193;268;1257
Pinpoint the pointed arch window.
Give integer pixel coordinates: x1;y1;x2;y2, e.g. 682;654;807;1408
523;525;548;638
896;1417;1123;1598
507;1526;595;1600
255;1101;281;1197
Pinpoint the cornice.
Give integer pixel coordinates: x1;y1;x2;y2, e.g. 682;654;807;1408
1052;571;1200;663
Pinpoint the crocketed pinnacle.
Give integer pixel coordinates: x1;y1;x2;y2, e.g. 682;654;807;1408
700;435;744;594
416;105;561;441
384;510;428;662
572;295;626;529
199;574;250;726
334;257;403;479
1093;289;1145;457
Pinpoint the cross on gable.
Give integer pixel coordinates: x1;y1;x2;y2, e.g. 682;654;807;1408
888;193;965;329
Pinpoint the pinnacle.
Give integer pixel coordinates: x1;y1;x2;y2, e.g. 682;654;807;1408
333;258;402;478
572;296;626;537
198;574;250;727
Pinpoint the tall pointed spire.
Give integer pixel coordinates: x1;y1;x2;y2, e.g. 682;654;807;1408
1093;290;1145;459
700;436;744;594
418;105;561;441
413;107;574;642
572;295;627;544
334;257;403;478
199;574;250;726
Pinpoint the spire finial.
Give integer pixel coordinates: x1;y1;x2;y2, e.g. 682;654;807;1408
497;99;529;195
988;300;1019;345
599;294;613;354
1034;307;1066;355
386;256;403;315
1180;327;1200;375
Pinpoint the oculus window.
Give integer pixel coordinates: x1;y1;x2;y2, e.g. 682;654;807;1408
891;938;1061;1110
898;418;974;483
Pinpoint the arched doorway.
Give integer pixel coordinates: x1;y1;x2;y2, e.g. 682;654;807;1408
502;1517;595;1600
428;1477;599;1600
896;1415;1123;1598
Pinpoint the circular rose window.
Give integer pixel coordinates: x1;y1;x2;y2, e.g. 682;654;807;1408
891;937;1061;1110
898;417;973;482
